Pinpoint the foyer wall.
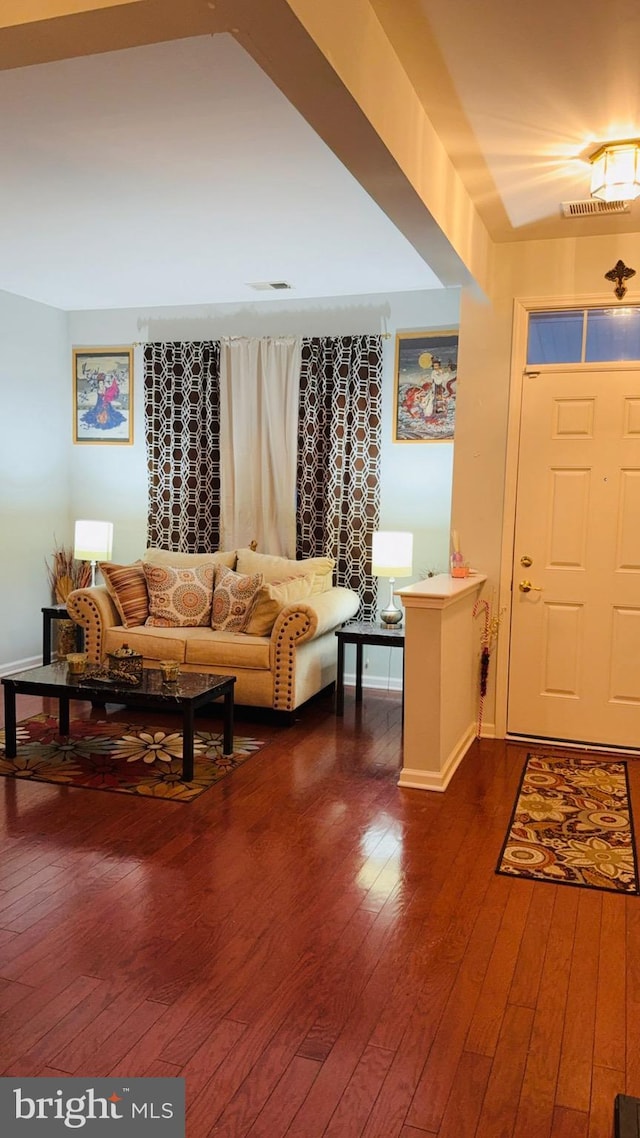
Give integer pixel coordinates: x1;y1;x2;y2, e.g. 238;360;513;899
452;229;640;737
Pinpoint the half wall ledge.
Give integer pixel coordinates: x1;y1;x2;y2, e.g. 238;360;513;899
396;572;487;793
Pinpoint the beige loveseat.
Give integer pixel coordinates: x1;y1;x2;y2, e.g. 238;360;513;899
66;546;360;715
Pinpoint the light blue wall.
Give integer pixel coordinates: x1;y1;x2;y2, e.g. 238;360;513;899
0;290;69;669
69;288;460;687
0;286;460;685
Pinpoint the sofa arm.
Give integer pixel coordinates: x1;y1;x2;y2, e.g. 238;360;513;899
269;587;360;708
66;585;122;664
270;587;360;651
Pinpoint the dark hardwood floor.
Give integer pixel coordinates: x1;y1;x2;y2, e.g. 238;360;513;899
0;685;637;1137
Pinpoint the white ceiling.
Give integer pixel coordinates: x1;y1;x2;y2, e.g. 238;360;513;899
0;33;441;311
2;2;640;312
417;0;640;236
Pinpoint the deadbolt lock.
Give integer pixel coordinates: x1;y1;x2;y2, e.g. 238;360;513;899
520;555;532;567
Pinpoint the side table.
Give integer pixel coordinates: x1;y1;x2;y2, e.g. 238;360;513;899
335;620;405;715
42;604;83;665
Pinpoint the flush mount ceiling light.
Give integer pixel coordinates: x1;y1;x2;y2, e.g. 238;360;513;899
589;140;640;202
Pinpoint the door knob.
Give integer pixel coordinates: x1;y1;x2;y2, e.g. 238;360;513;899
519;580;542;593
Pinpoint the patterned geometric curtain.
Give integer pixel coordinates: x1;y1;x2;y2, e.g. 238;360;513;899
144;341;221;552
296;335;382;621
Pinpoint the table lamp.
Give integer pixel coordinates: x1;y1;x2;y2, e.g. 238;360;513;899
73;519;113;587
372;530;413;628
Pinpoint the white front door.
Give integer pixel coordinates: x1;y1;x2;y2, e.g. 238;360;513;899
507;367;640;749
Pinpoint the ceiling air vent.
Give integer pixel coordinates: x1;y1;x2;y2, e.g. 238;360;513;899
248;280;292;290
561;199;630;218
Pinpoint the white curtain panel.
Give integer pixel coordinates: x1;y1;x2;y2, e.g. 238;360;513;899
219;337;302;557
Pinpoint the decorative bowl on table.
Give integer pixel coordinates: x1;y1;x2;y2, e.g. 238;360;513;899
106;644;143;684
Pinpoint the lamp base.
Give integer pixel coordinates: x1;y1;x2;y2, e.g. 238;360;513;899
378;575;403;628
379;607;403;629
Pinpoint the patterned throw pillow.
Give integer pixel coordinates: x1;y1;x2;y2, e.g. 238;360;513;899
211;564;263;633
100;561;149;628
143;563;215;627
244;574;314;637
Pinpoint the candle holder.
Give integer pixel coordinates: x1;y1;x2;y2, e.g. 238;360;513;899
159;660;180;683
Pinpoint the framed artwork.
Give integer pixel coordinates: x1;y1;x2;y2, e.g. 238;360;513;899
393;329;458;442
73;346;133;444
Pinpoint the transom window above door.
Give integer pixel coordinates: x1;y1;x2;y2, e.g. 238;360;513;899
527;306;640;365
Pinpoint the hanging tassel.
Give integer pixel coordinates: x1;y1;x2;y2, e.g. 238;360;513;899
473;598;491;739
479;646;490;698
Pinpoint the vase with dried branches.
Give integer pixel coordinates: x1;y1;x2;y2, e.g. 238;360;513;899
45;544;92;657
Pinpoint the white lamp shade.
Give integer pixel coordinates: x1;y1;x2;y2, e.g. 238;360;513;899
73;519;114;562
371;531;413;578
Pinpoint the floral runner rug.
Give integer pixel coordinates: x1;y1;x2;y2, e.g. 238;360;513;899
496;753;639;894
0;714;266;803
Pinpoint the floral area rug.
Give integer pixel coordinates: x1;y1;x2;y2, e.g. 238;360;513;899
0;715;265;803
496;753;639;894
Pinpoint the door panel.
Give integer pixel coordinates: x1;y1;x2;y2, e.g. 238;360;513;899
617;470;640;568
508;368;640;748
609;607;640;702
553;397;594;438
542;603;582;696
547;468;590;566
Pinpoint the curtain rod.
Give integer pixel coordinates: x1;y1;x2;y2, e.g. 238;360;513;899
131;332;391;347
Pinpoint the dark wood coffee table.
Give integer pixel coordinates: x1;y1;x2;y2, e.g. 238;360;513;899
2;663;236;782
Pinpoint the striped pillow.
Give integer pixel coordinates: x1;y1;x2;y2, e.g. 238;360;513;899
100;561;149;628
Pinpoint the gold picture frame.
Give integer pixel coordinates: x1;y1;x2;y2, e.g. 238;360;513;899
73;346;133;444
393;329;458;442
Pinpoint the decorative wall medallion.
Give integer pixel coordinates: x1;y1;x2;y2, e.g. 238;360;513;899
605;259;636;300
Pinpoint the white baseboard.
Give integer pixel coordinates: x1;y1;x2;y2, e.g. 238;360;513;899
398;722;477;793
478;720;497;739
343;671;403;693
0;655;40;678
